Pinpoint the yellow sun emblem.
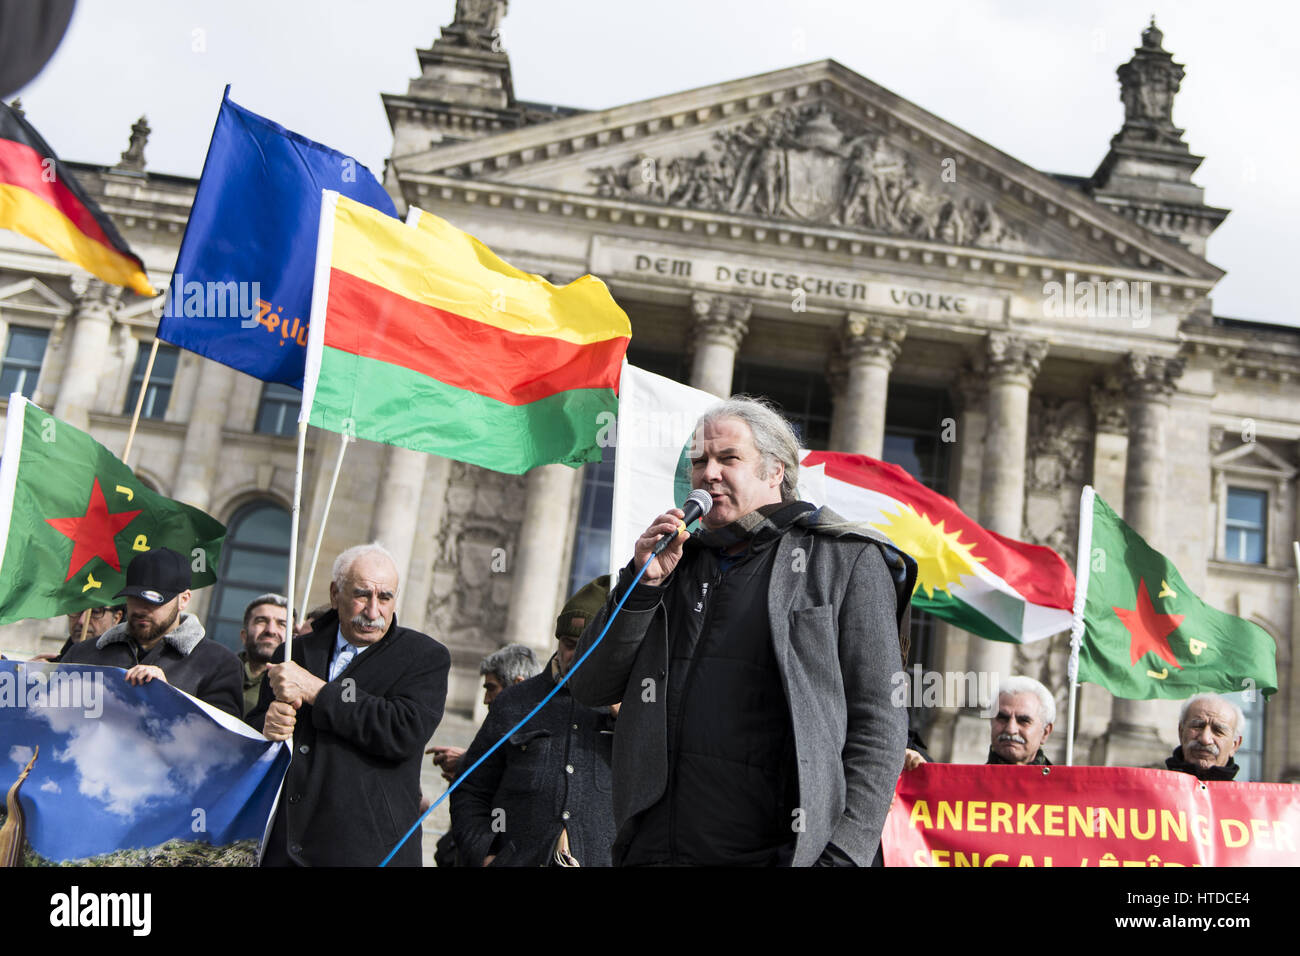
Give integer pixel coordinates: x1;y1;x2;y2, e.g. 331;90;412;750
870;503;983;598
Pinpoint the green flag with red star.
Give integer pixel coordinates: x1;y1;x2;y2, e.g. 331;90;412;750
0;394;225;624
1074;488;1277;700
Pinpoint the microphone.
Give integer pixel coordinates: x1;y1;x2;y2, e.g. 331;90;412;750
650;489;713;557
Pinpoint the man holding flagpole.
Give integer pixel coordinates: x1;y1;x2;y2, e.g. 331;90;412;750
249;543;450;867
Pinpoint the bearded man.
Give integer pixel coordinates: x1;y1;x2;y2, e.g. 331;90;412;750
238;593;288;716
61;547;243;717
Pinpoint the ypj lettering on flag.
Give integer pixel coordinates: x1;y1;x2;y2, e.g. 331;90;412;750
1076;487;1277;700
0;394;225;624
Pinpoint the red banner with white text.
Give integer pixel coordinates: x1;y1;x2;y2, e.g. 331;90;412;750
882;764;1300;867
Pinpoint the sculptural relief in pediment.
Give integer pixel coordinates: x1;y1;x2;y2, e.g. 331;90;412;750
588;104;1033;253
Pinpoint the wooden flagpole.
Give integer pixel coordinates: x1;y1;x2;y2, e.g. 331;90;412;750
284;418;308;666
121;337;159;466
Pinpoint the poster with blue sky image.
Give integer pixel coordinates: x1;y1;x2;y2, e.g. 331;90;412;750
0;661;288;865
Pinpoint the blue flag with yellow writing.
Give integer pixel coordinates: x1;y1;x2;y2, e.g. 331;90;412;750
156;88;397;387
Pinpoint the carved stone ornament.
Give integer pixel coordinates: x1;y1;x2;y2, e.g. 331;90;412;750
1026;396;1090;494
117;115;150;172
1089;376;1128;433
70;277;122;315
428;461;525;650
841;312;905;366
589;104;1031;251
1115;18;1187;149
984;332;1047;383
440;0;507;51
1122;352;1185;401
689;292;751;351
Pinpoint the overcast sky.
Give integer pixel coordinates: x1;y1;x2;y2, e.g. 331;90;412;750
14;0;1297;325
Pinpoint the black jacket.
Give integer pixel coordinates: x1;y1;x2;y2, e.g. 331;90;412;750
621;522;797;866
570;503;914;867
450;665;616;867
1165;746;1240;781
248;609;450;867
61;613;242;718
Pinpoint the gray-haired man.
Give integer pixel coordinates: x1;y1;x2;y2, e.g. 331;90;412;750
987;675;1056;766
428;643;541;781
569;397;916;866
249;542;450;866
1166;693;1244;781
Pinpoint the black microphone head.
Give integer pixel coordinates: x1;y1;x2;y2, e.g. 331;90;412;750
682;488;713;525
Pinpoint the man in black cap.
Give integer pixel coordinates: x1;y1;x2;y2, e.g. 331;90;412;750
450;576;617;867
61;546;243;718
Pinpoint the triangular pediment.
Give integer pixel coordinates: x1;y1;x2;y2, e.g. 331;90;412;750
1213;441;1297;479
117;294;164;323
0;278;72;317
394;60;1221;281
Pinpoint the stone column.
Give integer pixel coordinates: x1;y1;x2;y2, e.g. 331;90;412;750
501;463;582;660
170;360;238;510
369;445;429;616
966;332;1047;681
1099;353;1185;766
53;279;120;431
832;312;905;457
688;292;751;397
931;370;986;761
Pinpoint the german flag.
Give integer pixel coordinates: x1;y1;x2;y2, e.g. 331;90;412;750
0;102;153;296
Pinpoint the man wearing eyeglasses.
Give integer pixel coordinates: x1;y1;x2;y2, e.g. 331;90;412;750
32;604;125;662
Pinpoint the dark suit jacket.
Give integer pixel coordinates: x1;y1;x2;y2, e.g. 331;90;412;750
248;609;450;867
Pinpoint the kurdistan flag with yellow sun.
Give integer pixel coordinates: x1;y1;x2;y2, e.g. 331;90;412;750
608;364;1075;644
801;452;1076;643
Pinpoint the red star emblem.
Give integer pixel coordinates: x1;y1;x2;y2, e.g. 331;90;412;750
45;478;142;582
1113;578;1184;671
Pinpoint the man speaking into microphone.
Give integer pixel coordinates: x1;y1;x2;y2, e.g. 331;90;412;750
569;397;916;866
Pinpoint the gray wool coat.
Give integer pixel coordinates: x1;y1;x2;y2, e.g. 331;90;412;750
568;505;916;867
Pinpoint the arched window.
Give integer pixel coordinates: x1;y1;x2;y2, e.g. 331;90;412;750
206;500;291;652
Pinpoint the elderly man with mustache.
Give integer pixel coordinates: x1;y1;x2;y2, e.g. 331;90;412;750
248;542;450;866
986;675;1056;766
1165;694;1244;781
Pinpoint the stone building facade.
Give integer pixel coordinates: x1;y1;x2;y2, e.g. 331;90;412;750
1;5;1296;781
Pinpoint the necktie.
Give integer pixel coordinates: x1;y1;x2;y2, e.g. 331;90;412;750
330;643;357;681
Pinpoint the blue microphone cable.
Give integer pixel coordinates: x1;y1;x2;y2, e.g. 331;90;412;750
379;556;658;867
